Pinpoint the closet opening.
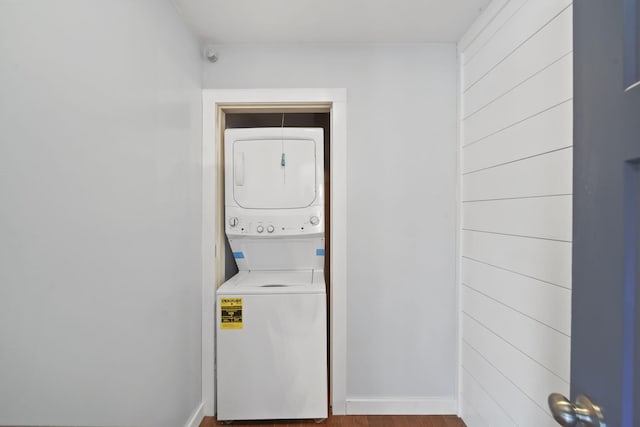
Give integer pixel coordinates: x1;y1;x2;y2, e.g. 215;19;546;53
215;105;332;413
202;90;347;416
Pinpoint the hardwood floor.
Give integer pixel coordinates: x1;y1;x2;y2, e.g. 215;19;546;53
199;415;466;427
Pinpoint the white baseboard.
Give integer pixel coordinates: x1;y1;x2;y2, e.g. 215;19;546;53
184;401;204;427
345;397;458;415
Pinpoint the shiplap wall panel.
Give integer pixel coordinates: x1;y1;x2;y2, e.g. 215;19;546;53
459;3;573;424
464;54;572;144
463;148;572;201
463;0;572;90
464;6;572;117
460;0;524;64
461;370;512;427
464;315;570;405
462;230;571;287
461;257;571;335
462;196;572;241
462;342;557;427
462;287;570;380
463;101;572;173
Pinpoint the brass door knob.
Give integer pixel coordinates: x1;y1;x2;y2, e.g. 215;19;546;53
548;393;606;427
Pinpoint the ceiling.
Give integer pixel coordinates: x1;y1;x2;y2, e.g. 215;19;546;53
174;0;492;44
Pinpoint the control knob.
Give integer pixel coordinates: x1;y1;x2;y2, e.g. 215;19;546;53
310;216;320;226
229;217;239;227
267;225;275;233
256;225;264;233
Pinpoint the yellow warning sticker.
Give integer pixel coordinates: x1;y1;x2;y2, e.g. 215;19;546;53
220;298;243;329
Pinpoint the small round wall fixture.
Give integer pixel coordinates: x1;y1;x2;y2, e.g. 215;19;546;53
203;45;218;63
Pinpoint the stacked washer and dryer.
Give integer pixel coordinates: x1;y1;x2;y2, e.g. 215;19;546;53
216;127;328;422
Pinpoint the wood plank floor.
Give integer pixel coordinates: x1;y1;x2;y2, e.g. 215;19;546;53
200;415;466;427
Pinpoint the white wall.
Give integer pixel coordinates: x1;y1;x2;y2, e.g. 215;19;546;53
458;1;573;426
0;2;202;426
203;44;459;412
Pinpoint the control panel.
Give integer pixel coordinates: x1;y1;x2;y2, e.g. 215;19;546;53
225;208;324;237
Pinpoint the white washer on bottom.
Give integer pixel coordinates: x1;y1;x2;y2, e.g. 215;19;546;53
216;269;327;421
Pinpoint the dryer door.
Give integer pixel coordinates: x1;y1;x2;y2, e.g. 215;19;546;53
231;138;317;209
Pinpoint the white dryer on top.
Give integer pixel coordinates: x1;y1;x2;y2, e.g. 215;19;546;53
225;127;324;227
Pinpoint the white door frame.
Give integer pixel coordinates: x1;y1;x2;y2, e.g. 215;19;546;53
201;88;348;416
